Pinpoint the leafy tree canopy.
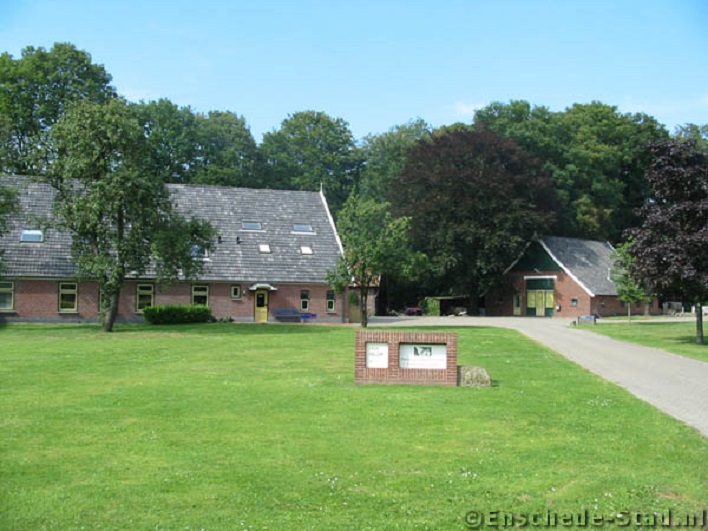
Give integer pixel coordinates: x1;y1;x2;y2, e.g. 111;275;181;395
192;110;263;188
328;194;419;327
628;139;708;343
474;100;668;241
391;129;557;310
49;98;215;332
260;111;362;213
357;118;431;201
611;240;653;322
0;42;116;175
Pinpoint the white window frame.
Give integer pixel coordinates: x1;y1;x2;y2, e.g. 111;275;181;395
20;229;44;243
192;284;209;306
292;223;314;233
136;284;155;313
241;221;263;231
190;245;209;260
300;290;310;312
58;282;78;313
231;285;242;300
326;290;336;313
0;281;14;311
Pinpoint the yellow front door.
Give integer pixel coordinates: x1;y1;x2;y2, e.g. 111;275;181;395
255;289;269;322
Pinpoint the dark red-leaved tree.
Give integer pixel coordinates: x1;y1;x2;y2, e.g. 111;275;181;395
390;129;557;313
628;139;708;344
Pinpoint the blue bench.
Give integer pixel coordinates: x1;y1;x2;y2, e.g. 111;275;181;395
272;308;302;323
300;312;317;322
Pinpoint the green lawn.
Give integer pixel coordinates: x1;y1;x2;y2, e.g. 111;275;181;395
1;323;706;530
591;320;708;363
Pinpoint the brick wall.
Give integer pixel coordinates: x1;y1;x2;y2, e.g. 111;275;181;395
486;270;660;318
1;278;345;323
1;279;100;322
355;330;458;386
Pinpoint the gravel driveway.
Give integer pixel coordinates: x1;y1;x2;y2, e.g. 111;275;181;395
369;315;708;437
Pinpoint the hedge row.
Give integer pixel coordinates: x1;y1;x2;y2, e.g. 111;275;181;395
142;304;213;325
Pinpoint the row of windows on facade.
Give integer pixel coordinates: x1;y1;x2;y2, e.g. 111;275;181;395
0;282;337;313
18;223;315;243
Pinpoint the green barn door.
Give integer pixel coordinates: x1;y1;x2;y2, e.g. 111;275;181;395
525;279;555;317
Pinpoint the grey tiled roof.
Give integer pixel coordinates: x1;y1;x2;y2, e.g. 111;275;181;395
0;175;343;284
539;236;618;296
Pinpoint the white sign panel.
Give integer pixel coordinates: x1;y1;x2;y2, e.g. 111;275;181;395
399;344;447;369
366;342;389;368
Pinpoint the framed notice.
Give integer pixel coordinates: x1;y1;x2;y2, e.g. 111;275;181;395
399;343;447;369
366;342;389;368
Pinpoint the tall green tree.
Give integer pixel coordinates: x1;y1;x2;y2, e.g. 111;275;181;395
0;42;116;175
328;194;419;328
49;98;215;332
674;123;708;153
391;129;557;312
358;119;431;200
192;111;262;187
474;100;668;241
260;111;362;213
134;98;199;183
628;139;708;344
611;240;652;323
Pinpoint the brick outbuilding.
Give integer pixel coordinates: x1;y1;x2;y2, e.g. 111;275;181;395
485;236;659;318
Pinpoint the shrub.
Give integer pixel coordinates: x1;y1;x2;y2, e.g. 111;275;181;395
142;304;213;325
422;297;440;316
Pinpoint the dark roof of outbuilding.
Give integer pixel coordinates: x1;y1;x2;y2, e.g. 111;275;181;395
0;175;343;284
538;236;618;296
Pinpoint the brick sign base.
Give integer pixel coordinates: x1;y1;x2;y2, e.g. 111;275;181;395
355;330;458;386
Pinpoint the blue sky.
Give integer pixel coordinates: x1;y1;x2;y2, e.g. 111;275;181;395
2;0;707;141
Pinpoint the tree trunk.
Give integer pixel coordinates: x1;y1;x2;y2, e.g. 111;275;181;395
627;304;632;324
696;303;704;345
360;287;368;328
101;289;120;332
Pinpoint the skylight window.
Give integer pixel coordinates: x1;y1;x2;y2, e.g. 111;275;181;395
20;229;44;243
259;244;271;254
292;223;314;233
300;245;313;255
242;221;263;231
190;245;208;259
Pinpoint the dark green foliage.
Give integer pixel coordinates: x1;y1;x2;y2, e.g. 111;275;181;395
192;110;263;187
49;98;215;332
142;304;213;324
391;129;556;311
0;42;116;175
628;139;708;343
474;100;669;241
327;194;420;327
357;119;431;200
0;184;18;273
260;111;362;213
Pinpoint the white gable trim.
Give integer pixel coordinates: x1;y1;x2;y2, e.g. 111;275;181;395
538;239;595;297
320;188;344;256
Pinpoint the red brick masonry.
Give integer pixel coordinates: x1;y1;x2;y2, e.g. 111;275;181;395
355;330;458;386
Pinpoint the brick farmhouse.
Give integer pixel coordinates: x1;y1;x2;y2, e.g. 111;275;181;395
0;175;369;324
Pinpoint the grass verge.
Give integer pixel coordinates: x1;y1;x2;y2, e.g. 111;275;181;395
1;323;706;530
591;320;708;363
